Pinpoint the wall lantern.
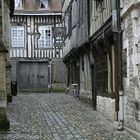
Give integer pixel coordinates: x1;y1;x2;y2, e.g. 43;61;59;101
94;0;104;13
34;28;41;39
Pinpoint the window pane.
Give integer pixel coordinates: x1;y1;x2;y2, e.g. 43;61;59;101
11;26;24;48
15;0;22;8
40;0;48;8
38;26;52;48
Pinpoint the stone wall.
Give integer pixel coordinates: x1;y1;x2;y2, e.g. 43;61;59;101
122;2;140;133
0;53;6;91
6;64;12;102
0;0;14;129
0;53;9;130
3;0;12;102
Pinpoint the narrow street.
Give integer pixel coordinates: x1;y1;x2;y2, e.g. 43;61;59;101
0;93;135;140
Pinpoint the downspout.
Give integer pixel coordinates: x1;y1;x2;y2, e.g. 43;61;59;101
49;58;52;91
118;24;124;130
112;0;124;130
89;46;96;110
116;0;124;130
112;0;119;120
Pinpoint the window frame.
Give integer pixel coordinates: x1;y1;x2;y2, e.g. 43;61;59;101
11;25;25;48
38;25;53;48
14;0;23;9
39;0;48;9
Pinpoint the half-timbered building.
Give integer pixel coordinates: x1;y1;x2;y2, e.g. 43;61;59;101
10;0;66;92
62;0;122;122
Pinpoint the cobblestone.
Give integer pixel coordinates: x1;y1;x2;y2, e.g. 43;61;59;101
0;93;137;140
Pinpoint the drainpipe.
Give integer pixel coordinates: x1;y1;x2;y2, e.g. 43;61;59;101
116;0;124;130
89;47;96;110
49;58;52;91
112;0;124;130
112;0;119;121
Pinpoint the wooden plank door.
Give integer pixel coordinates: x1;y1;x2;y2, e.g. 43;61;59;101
18;61;48;92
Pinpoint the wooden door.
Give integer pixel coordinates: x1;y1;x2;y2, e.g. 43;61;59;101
18;61;48;92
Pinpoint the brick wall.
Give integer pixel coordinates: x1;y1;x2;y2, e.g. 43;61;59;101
23;0;61;11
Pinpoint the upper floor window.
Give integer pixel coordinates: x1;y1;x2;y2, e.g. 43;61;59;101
15;0;23;9
79;0;83;26
40;0;48;9
38;26;52;48
11;26;25;48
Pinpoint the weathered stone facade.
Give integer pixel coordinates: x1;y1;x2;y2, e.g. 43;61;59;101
121;0;140;135
0;52;10;130
0;0;14;130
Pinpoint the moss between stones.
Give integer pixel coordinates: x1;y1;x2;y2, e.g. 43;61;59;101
0;118;10;131
7;94;12;103
20;88;48;93
19;86;66;93
52;86;65;93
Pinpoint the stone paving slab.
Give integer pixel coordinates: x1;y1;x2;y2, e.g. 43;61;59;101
0;93;137;140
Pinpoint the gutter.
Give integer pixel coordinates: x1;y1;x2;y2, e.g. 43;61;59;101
14;11;62;16
112;0;124;130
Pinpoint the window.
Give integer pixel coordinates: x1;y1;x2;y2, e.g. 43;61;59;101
15;0;23;9
11;26;25;48
38;26;52;48
68;4;72;33
40;0;48;9
79;0;83;26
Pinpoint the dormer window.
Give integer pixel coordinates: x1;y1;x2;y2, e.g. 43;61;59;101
15;0;23;9
40;0;48;9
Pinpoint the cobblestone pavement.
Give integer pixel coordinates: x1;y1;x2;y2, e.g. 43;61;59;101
0;93;136;140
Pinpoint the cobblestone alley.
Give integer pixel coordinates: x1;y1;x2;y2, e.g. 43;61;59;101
0;93;136;140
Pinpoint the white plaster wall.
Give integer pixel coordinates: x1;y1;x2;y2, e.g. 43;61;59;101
80;56;85;91
84;54;91;91
97;96;116;121
79;54;92;93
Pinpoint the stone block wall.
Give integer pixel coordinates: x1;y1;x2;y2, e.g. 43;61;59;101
0;0;14;130
0;54;9;130
0;53;6;91
122;2;140;133
6;64;12;102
